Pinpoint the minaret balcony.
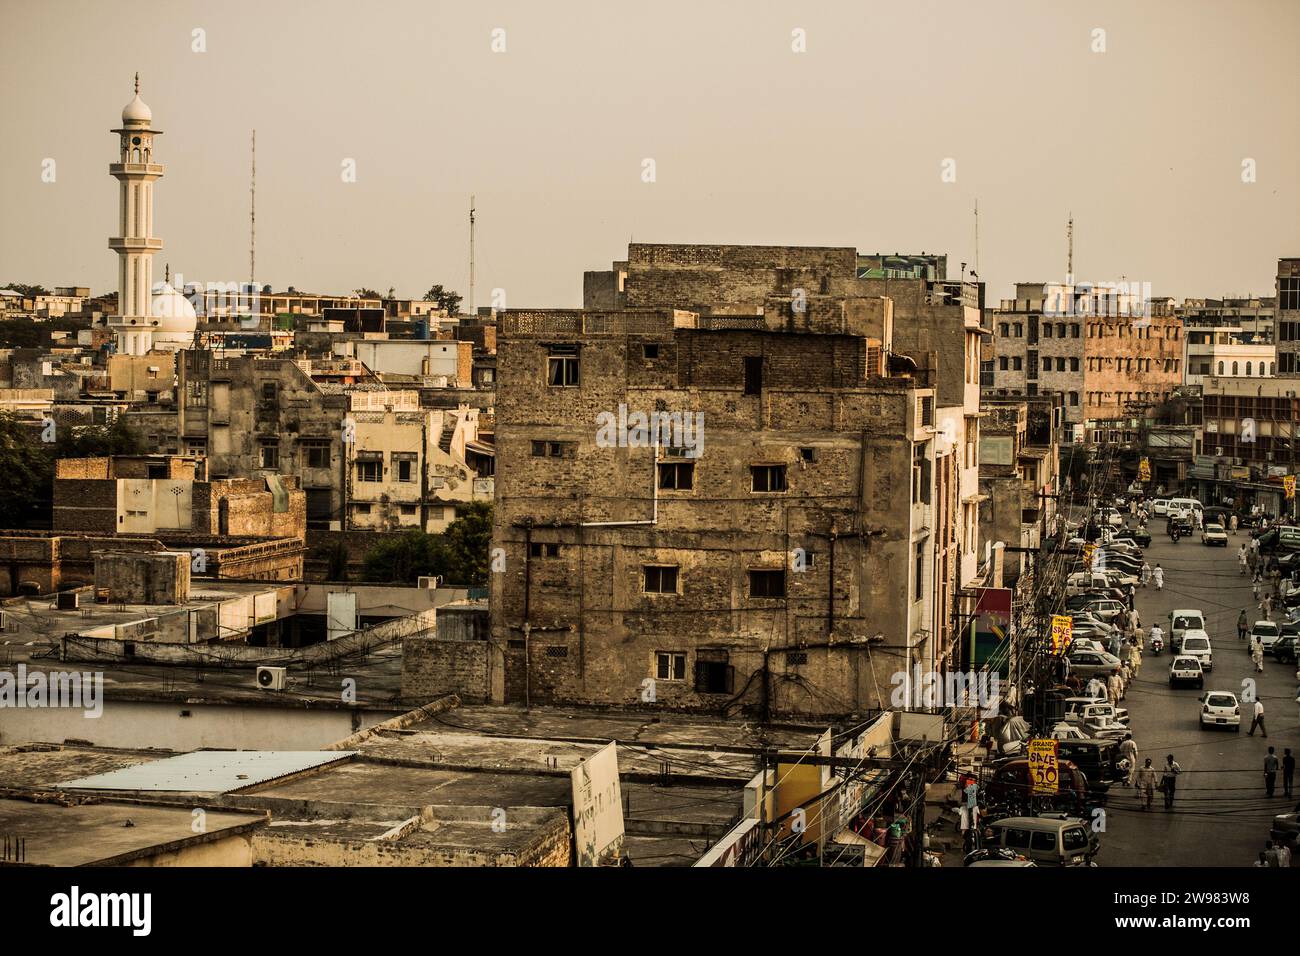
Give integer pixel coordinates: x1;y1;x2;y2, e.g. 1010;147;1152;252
108;237;163;252
109;162;165;177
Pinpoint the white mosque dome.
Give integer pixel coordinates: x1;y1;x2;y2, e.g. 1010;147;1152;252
122;93;152;126
150;281;198;333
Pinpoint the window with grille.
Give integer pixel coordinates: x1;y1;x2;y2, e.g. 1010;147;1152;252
528;542;561;558
259;442;278;469
544;645;569;658
356;454;382;482
393;452;417;482
302;440;330;469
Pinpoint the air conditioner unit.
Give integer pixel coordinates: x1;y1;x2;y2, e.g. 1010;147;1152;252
328;520;342;532
1215;447;1223;457
417;576;443;589
256;666;287;691
56;590;80;610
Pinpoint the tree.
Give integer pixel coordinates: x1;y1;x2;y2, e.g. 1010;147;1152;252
54;417;144;459
360;502;492;585
353;288;381;299
422;284;463;316
1;283;50;298
0;413;54;528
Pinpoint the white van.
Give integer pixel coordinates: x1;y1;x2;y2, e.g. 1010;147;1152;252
1151;499;1171;516
1168;497;1203;518
1066;571;1112;596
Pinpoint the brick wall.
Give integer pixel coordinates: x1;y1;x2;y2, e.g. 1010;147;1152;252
401;635;503;703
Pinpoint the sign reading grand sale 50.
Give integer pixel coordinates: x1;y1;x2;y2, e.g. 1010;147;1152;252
1027;738;1060;796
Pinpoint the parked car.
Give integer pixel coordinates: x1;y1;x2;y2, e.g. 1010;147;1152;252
1199;690;1241;731
983;815;1099;866
964;847;1037;867
1151;498;1171;516
1065;649;1122;680
1179;630;1213;671
1113;528;1151;548
1250;619;1281;653
986;760;1092;819
1055;738;1126;786
1082;599;1128;623
1063;697;1129;728
1168;655;1204;688
1201;523;1229;547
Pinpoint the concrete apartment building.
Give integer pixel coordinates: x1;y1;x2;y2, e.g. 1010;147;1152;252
1273;258;1300;375
1180;294;1275;387
582;243;985;666
490;300;943;718
986;282;1184;441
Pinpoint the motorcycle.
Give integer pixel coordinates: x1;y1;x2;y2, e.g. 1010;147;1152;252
1150;634;1164;655
1170;528;1180;543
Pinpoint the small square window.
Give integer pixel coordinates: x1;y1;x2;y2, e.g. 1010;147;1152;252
749;569;786;598
750;465;787;493
643;344;660;360
656;652;687;682
799;447;816;462
644;565;679;594
657;462;694;490
528;542;561;558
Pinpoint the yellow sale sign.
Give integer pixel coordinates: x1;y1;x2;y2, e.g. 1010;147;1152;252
1028;738;1060;795
1285;475;1295;500
1050;614;1073;656
1138;458;1151;481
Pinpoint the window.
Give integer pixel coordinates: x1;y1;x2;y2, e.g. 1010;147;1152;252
999;356;1008;371
1281;277;1300;311
388;452;416;482
1013;323;1023;337
1062;827;1089;852
642;343;660;360
1069;391;1079;406
913;542;926;602
999;323;1009;337
301;441;330;469
1030;830;1058;852
920;396;934;426
259;442;278;469
743;356;763;396
1232;361;1239;375
546;344;580;386
657;462;694;490
656;652;687;682
531;440;574;459
354;503;371;515
356;453;383;482
401;504;417;516
643;565;679;594
1043;323;1053;338
528;542;561;558
1013;356;1023;371
1217;361;1224;375
1246;362;1253;376
261;381;278;401
1070;357;1079;371
749;569;786;598
799;447;817;462
1070;323;1080;338
751;465;787;492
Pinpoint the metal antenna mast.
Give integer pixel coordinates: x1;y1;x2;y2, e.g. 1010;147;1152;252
250;130;256;292
1067;212;1073;279
469;194;476;316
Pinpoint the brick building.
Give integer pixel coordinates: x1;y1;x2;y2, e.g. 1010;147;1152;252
985;282;1184;441
490;305;941;718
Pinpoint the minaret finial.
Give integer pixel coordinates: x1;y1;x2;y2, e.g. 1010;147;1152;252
165;263;170;284
134;72;140;95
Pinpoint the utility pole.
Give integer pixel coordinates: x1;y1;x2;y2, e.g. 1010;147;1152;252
1066;213;1073;280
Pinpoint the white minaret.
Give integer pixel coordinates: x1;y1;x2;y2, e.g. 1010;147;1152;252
108;73;163;356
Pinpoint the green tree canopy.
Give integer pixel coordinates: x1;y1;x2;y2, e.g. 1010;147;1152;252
421;284;463;315
361;502;492;586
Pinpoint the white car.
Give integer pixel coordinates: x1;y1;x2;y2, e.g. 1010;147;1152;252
1169;609;1206;648
1199;691;1241;731
1251;620;1282;653
1066;694;1129;725
1151;499;1171;516
1201;523;1228;547
1168;655;1204;688
1179;630;1213;671
1051;722;1092;741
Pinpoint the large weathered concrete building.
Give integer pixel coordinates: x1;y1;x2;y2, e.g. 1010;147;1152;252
986;281;1184;441
490;296;942;718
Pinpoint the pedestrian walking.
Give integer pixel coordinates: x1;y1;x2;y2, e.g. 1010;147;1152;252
1239;545;1249;575
1108;671;1124;704
1263;594;1274;620
1253;579;1262;603
1231;513;1239;534
1238;609;1249;641
1136;758;1157;810
1252;640;1265;674
1119;733;1138;787
1282;748;1295;799
1161;755;1181;810
1153;564;1164;590
1249;698;1267;737
1265;747;1280;796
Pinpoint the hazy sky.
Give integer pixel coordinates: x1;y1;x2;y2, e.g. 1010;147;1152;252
3;0;1297;307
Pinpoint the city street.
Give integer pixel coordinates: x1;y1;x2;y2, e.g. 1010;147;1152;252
1102;519;1299;866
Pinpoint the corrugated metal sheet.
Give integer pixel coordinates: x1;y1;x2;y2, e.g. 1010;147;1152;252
59;750;357;794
